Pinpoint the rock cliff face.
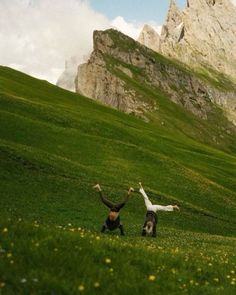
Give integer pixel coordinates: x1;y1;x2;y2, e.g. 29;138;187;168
138;0;236;80
137;24;160;52
75;52;149;114
135;0;236;124
75;29;236;123
75;31;156;115
160;0;236;79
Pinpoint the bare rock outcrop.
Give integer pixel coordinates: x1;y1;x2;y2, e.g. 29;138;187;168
136;0;236;124
75;29;236;121
75;33;154;115
76;52;149;114
137;24;160;52
160;0;236;79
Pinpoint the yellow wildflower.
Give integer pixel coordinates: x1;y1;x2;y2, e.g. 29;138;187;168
78;285;85;291
2;228;8;233
94;282;100;288
105;258;111;264
148;275;156;281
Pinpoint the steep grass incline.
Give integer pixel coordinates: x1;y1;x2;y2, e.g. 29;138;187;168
0;66;236;235
0;66;236;295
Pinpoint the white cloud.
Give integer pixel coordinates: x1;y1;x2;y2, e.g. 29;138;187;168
111;16;162;40
0;0;109;83
0;0;162;84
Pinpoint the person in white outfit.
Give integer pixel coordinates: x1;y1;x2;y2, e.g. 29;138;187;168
139;182;180;237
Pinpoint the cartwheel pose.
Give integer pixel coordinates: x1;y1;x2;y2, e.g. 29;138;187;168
93;184;134;235
139;182;180;237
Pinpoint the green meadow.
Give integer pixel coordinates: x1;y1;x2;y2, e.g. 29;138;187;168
0;65;236;294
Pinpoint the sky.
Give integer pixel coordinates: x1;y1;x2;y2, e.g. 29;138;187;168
89;0;186;23
0;0;235;84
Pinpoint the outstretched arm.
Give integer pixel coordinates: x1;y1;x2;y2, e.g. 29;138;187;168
93;184;115;209
115;187;134;211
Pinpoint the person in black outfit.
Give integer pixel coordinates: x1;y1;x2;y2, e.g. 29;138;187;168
93;184;134;235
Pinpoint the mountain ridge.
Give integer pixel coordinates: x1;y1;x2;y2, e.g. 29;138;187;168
75;28;236;126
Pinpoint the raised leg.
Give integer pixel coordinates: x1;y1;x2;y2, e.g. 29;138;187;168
93;184;115;209
139;187;153;209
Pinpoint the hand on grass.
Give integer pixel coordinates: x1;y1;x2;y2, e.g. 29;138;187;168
128;187;134;194
93;184;101;192
173;205;180;211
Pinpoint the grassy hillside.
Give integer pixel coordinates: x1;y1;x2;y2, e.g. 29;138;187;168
0;65;236;294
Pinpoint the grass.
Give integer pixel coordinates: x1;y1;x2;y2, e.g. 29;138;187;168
0;62;236;295
1;219;235;295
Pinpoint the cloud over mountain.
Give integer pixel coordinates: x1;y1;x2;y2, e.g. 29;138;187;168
0;0;161;83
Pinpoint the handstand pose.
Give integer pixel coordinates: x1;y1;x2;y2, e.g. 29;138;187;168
93;184;134;235
139;182;180;237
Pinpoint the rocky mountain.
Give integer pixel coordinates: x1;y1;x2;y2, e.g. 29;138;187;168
75;29;236;124
58;0;236;125
137;24;160;52
140;0;236;80
75;31;157;116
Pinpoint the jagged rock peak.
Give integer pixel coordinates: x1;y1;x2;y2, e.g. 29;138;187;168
75;29;156;116
137;24;160;52
161;0;183;40
160;0;236;79
168;0;180;15
93;29;136;54
93;29;114;52
166;0;182;23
